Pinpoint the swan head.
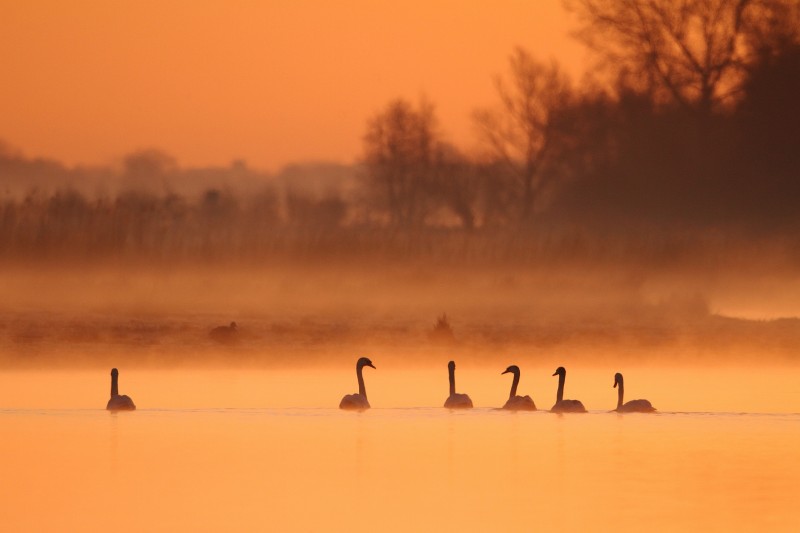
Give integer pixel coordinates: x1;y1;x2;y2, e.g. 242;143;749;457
614;372;623;388
552;366;566;377
111;368;119;377
448;360;456;371
357;357;376;369
502;365;520;375
229;321;238;330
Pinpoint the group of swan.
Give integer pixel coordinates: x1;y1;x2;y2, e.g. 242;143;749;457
338;359;656;413
105;360;655;413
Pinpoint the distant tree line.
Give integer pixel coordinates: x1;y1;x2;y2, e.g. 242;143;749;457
1;0;799;264
361;0;800;233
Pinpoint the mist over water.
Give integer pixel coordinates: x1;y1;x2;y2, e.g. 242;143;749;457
3;2;800;530
2;226;799;531
2;266;799;531
2;260;800;369
2;261;797;531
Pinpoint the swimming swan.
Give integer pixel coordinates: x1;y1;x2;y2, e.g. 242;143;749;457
614;373;656;413
339;357;375;410
209;321;238;344
551;367;586;413
501;365;536;410
106;368;136;411
444;360;473;409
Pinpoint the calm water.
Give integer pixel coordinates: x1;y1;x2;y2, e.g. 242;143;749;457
1;369;799;531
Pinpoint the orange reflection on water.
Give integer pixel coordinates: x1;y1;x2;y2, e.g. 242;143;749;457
1;369;799;531
0;407;798;531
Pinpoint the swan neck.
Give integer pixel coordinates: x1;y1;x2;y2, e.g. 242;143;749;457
449;366;455;396
617;382;624;409
509;370;520;399
556;373;565;403
357;364;367;399
111;373;119;398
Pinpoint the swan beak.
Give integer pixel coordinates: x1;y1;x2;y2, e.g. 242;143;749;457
552;371;558;376
501;370;509;375
613;381;618;388
367;363;376;369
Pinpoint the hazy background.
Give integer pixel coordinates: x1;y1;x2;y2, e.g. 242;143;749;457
1;0;799;368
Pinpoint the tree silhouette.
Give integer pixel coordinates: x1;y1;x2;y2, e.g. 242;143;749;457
362;98;448;228
568;0;757;113
474;48;572;223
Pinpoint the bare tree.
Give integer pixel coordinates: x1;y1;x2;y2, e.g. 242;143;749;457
567;0;762;113
285;190;347;229
474;48;572;222
362;98;445;228
122;148;178;193
432;143;478;230
741;0;800;60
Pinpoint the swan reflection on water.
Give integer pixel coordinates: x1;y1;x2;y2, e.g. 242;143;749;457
339;357;375;410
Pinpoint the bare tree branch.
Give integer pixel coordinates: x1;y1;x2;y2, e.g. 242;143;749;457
474;48;572;221
567;0;762;112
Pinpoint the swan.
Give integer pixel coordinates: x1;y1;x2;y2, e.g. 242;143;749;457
339;357;375;410
106;368;136;411
444;360;473;409
500;365;536;410
551;366;586;413
614;372;656;412
209;321;238;343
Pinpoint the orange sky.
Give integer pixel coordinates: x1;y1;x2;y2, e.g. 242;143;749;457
1;1;585;171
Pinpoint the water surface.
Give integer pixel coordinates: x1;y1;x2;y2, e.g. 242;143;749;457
1;402;798;531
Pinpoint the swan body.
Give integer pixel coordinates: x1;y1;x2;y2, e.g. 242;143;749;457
106;368;136;411
107;394;136;410
616;399;656;412
501;365;537;411
210;321;238;343
444;361;473;409
445;393;473;409
551;399;586;413
503;394;536;410
614;373;656;413
551;367;586;413
340;357;375;410
339;393;370;410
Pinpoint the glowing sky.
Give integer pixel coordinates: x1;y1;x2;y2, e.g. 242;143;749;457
1;1;584;170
